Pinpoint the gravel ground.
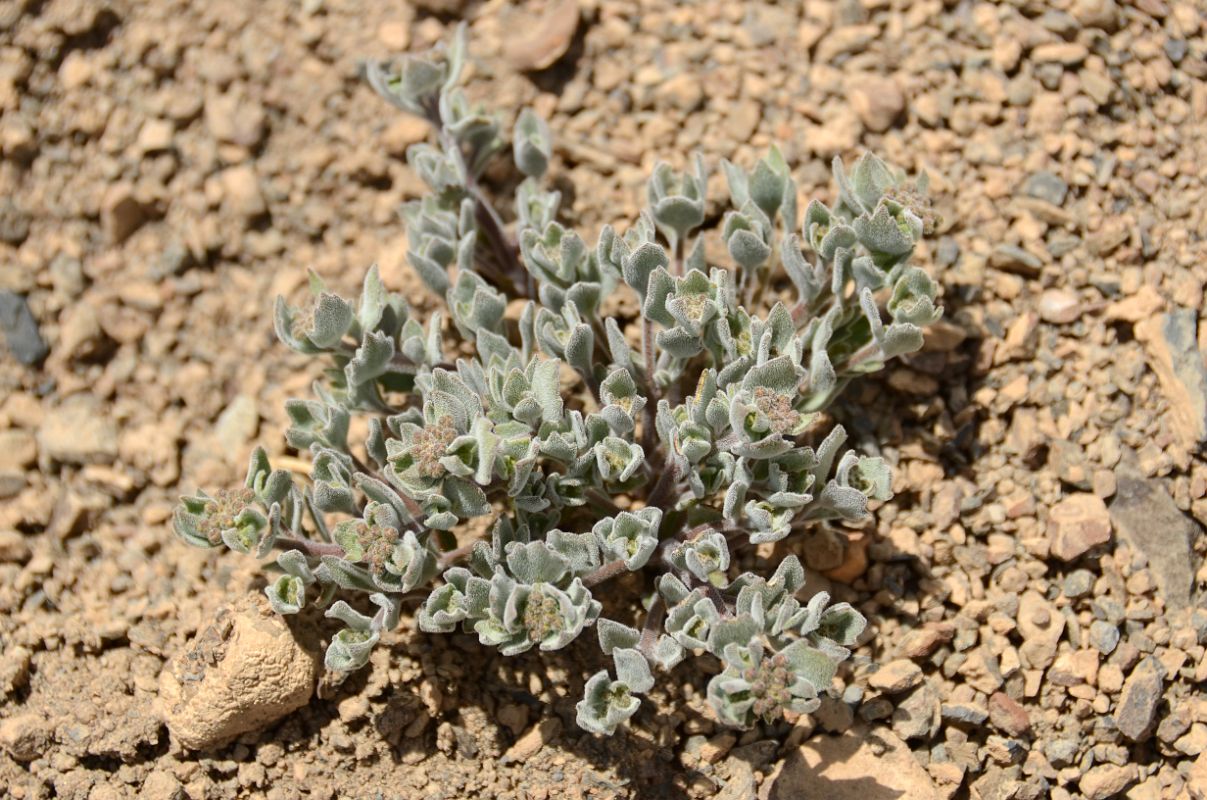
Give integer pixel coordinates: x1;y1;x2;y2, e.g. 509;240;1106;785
1;0;1206;798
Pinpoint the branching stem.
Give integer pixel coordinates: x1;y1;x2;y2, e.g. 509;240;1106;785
583;558;630;588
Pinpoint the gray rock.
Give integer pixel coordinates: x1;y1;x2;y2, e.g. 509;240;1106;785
815;695;855;733
936;236;960;267
972;766;1023;800
214;394;259;453
0;199;30;245
1164;39;1187;63
941;702;989;725
1109;466;1197;612
0;291;48;365
1038;10;1079;36
1089;620;1120;655
989;244;1043;277
1113;656;1165;741
858;696;893;721
1022;171;1069;206
1048;440;1092;489
48;255;86;299
1044;737;1079;767
1063;569;1095;598
892;680;940;740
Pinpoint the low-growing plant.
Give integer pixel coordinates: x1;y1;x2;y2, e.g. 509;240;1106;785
174;26;942;735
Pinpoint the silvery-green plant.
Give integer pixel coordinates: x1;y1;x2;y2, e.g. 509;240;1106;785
173;26;943;735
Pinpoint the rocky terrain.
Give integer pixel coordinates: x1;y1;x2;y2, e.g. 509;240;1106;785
2;0;1206;798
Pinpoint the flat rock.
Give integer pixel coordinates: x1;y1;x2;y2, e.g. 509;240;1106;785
1022;171;1069;205
892;679;940;740
988;692;1031;737
500;717;560;764
989;244;1043;277
762;724;938;800
869;659;924;694
1047;493;1112;561
38;394;119;465
0;291;48;365
1113;656;1165;742
1079;763;1136;799
158;593;319;750
1109;467;1197;611
1135;310;1207;451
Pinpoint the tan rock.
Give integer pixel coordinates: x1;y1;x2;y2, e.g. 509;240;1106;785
1072;0;1120;31
1032;42;1088;66
656;73;704;112
137;119;175;153
869;659;924;694
1135;310;1207;451
220;165;267;219
56;302;108;362
377;20;410;51
37;394;118;466
0;529;31;563
502;0;580;71
1017;591;1064;669
382;115;431;157
0;712;52;761
1038;288;1081;324
762;724;938;800
102;183;146;244
849;75;905;133
1188;751;1207;800
500;717;561;764
1047;493;1112;561
157;594;319;750
0;428;36;471
988;692;1031;736
1079;763;1135;799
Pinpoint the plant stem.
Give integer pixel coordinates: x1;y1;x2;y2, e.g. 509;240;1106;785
640;317;660;455
346;452;425;521
585;488;623;516
638;596;666;655
275;536;344;558
437;541;478;568
646;461;680;509
426;105;530;298
583;558;630;589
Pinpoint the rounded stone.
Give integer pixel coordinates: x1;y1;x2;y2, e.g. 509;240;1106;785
157;593;319;750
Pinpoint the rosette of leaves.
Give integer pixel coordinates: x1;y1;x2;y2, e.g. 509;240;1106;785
171;26;945;734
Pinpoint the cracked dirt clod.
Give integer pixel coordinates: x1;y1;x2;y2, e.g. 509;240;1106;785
157;593;319;750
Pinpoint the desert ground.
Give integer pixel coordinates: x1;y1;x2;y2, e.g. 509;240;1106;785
1;0;1206;798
